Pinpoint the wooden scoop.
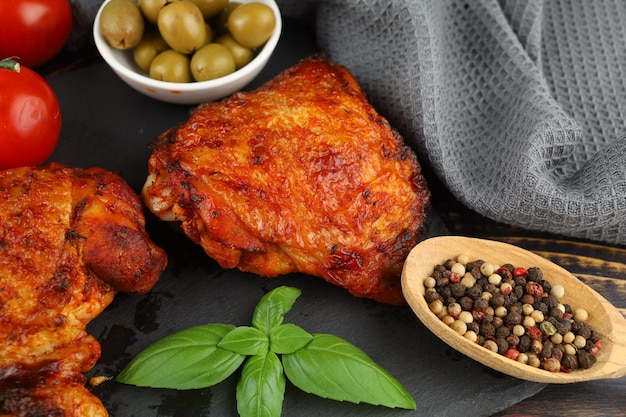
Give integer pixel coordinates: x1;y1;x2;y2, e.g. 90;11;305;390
401;236;626;384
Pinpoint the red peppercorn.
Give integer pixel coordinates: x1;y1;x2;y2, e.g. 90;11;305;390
590;340;602;355
503;348;520;361
449;272;461;283
513;267;528;278
525;326;543;340
525;281;544;298
472;309;484;322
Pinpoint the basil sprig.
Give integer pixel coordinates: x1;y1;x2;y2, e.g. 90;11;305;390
117;286;416;416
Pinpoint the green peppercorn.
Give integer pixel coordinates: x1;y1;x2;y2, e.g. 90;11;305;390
540;321;557;337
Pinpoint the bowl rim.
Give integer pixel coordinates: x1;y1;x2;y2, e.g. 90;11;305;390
93;0;282;92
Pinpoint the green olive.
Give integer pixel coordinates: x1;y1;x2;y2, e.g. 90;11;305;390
227;2;275;48
149;49;192;82
214;2;241;34
133;31;169;72
203;23;214;45
100;0;145;50
188;0;229;18
138;0;168;24
190;43;235;81
216;33;252;69
157;1;207;54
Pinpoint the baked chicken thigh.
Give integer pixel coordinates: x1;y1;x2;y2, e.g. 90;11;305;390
0;164;167;416
143;54;430;304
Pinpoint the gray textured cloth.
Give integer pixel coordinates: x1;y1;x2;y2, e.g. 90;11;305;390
278;0;626;246
77;0;626;246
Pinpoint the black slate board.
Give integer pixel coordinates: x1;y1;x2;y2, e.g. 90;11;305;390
46;18;545;417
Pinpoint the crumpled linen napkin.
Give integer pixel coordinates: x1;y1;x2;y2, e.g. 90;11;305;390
75;0;626;246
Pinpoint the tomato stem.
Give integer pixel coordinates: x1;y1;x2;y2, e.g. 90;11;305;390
0;58;21;72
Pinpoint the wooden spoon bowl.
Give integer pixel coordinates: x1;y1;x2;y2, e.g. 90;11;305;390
401;236;626;384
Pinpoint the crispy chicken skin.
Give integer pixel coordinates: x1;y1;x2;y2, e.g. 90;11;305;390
0;163;167;416
143;54;430;305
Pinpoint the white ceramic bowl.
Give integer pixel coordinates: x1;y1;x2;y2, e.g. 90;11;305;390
93;0;282;105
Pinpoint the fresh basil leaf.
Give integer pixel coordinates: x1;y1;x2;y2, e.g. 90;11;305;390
237;352;286;417
218;326;269;356
269;323;313;354
282;333;416;410
252;286;301;333
117;323;245;390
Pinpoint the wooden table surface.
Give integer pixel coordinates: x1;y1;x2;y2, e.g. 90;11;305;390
37;41;626;417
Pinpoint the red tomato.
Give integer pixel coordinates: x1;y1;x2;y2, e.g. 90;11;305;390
0;0;73;68
0;60;61;170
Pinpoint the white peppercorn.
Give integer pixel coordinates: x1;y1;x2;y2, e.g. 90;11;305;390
574;335;587;349
450;319;467;335
488;273;502;286
458;310;474;324
457;253;470;265
550;284;565;300
563;331;575;344
573;308;589;322
480;262;495;277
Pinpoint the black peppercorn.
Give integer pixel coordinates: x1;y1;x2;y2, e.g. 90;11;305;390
425;289;441;304
496;326;510;339
521;293;534;305
437;285;452;299
479;322;495;338
436;275;450;288
549;307;564;319
506;334;519;346
552;347;564;362
473;298;489;312
538;341;554;360
573;321;592;339
495;338;509;354
460;296;474;310
577;350;597;369
533;300;548;315
527;267;542;281
544;294;559;310
443;258;456;269
468;265;482;280
514;275;527;287
467;321;479;334
505;310;522;326
562;354;579;370
518;335;531;352
540;279;551;293
467;284;482;299
490;293;505;308
450;282;466;298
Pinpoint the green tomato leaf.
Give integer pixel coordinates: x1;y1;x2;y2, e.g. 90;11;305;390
237;352;286;417
282;333;416;410
269;323;313;354
252;286;301;333
116;323;245;390
218;326;269;356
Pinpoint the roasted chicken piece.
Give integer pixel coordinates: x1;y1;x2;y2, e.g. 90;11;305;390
143;54;430;305
0;163;167;416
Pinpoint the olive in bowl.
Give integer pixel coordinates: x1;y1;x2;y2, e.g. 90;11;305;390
93;0;282;105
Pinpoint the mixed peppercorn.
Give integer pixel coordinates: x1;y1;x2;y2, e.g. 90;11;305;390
423;255;602;373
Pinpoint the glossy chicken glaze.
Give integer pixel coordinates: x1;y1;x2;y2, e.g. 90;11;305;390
143;54;430;305
0;164;167;416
